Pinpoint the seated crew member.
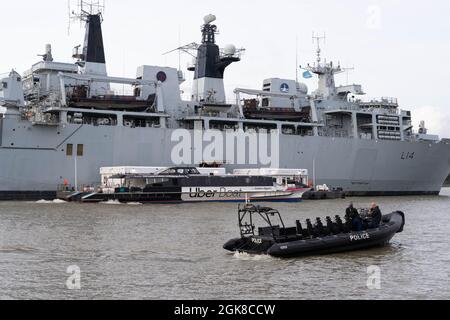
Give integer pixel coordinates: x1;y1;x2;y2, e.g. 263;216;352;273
367;202;382;229
345;202;363;231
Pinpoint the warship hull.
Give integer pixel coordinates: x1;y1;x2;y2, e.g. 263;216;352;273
0;118;449;200
1;10;448;201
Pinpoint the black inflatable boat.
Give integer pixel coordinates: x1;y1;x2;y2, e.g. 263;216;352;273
224;205;405;258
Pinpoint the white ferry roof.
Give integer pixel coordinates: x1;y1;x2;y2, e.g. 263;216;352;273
109;173;189;179
197;168;227;176
233;168;308;177
100;166;226;176
100;166;167;175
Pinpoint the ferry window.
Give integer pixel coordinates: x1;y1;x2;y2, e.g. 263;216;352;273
66;144;73;156
187;168;199;175
77;144;84;157
2;82;7;89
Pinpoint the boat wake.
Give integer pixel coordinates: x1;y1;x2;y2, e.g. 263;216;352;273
100;200;122;205
233;251;272;261
36;199;67;204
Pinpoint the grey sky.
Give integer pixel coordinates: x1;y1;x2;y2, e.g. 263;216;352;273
2;0;449;137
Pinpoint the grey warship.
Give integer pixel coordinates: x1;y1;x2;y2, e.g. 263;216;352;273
0;5;449;200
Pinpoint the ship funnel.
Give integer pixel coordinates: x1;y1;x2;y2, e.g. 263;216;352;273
69;1;109;95
82;14;106;65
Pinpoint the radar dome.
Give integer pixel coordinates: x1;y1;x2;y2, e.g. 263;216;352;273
223;44;237;56
204;14;217;25
296;82;308;95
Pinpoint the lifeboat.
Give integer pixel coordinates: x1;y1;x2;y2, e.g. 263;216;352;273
68;85;156;111
242;99;310;122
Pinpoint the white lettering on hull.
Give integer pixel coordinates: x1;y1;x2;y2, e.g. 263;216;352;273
350;233;370;241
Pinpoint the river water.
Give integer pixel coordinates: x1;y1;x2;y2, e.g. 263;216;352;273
0;189;449;300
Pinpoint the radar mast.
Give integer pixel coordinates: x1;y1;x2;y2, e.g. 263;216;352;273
302;32;343;98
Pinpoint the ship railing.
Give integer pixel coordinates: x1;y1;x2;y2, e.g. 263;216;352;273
57;184;99;193
327;104;400;115
182;108;240;119
357;97;399;108
359;107;399;115
326;105;360;112
329;105;399;115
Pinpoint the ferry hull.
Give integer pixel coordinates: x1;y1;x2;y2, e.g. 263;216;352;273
79;194;304;204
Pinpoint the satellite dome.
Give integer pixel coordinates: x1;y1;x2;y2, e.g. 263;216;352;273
296;82;308;95
204;14;217;25
223;44;236;56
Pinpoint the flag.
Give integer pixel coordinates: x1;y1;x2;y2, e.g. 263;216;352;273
303;71;313;79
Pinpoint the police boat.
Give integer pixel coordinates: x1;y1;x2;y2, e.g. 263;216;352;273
223;205;405;258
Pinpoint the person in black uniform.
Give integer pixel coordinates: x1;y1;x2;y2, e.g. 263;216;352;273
345;202;363;231
367;202;382;229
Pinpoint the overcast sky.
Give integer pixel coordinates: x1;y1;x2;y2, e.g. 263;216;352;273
2;0;449;138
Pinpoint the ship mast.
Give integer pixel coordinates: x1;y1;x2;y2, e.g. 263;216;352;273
313;32;325;66
303;33;343;99
191;14;241;105
70;0;109;96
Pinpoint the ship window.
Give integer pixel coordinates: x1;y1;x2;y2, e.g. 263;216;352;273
2;82;7;89
77;144;84;157
66;144;73;156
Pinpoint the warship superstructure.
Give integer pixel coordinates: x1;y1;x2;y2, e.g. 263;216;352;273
0;5;449;200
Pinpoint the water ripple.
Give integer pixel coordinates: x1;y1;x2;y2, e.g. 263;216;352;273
0;188;449;299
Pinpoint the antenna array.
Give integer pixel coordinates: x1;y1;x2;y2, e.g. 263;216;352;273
68;0;105;33
312;32;326;64
163;43;200;58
